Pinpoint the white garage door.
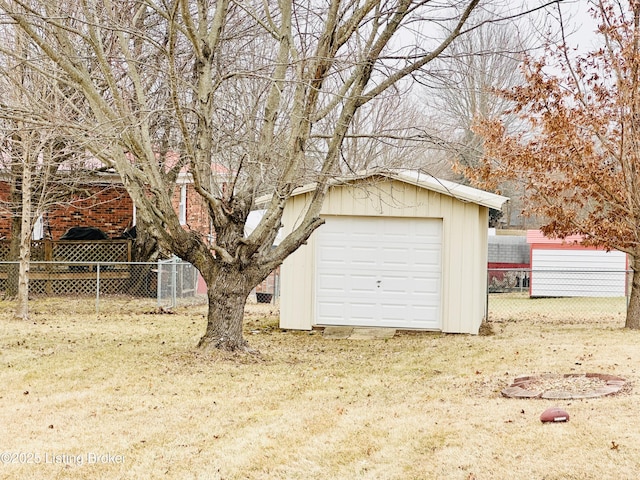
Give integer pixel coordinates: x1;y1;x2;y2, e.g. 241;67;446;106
316;216;442;329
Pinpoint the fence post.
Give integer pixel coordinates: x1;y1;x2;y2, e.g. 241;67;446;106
96;263;101;315
44;241;53;295
485;270;490;322
156;260;161;307
627;270;632;308
171;258;177;308
44;239;52;261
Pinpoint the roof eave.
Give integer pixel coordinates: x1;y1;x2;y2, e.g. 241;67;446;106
256;170;509;210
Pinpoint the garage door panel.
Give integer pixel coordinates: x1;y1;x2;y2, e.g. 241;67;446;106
379;304;409;322
317;301;346;320
350;302;379;320
412;250;441;267
350;246;378;266
413;260;441;270
415;246;440;255
316;216;442;330
318;245;348;264
380;231;407;243
351;227;378;239
411;305;439;323
415;231;441;242
352;229;378;239
378;275;412;293
350;274;378;294
317;273;346;291
379;247;411;268
412;277;440;295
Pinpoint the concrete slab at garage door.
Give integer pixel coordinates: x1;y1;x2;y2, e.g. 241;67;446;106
315;216;442;329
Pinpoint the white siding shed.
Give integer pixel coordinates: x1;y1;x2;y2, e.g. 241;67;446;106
527;231;628;297
279;171;508;334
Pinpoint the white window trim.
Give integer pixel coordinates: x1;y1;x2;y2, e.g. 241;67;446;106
179;184;187;225
33;214;44;240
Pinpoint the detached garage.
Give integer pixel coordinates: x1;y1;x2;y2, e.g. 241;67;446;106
279;171;508;334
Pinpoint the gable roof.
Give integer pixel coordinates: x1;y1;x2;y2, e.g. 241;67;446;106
286;169;509;210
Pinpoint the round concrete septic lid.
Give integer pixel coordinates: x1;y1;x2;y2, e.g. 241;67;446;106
501;373;627;399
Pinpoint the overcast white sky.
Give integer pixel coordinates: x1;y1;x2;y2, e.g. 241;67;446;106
544;0;600;51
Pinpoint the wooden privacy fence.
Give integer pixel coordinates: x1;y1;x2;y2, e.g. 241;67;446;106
0;239;131;263
0;240;136;295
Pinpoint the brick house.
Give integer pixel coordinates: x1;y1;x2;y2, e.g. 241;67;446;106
171;174;214;244
0;171;215;242
0;174;134;240
0;167;278;301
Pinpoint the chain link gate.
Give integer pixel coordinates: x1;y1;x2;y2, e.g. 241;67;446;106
156;257;200;309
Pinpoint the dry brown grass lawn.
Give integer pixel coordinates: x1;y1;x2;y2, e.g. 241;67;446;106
0;297;639;479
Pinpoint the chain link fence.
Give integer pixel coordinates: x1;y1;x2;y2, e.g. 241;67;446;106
0;260;207;312
487;268;631;323
4;262;628;322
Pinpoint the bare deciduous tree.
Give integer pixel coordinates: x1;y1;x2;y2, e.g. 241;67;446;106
0;0;556;350
0;26;95;318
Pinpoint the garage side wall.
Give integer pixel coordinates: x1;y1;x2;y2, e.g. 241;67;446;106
280;180;489;333
280;194;318;330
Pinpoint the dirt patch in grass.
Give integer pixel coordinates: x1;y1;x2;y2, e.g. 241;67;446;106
0;297;639;479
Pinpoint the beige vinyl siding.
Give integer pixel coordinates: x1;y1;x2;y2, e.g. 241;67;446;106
476;207;490;329
280;178;492;333
280;194;317;330
440;203;480;334
442;201;484;333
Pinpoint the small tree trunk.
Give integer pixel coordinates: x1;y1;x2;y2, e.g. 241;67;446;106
15;149;32;320
5;193;22;299
626;265;640;329
15;245;30;320
5;216;20;299
197;272;252;351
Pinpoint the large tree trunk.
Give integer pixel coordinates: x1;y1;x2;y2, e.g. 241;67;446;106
626;261;640;329
196;269;254;352
127;218;162;297
132;217;161;262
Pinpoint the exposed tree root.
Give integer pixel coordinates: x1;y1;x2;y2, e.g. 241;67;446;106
196;335;259;355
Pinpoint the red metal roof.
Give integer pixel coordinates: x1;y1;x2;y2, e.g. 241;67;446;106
526;230;584;245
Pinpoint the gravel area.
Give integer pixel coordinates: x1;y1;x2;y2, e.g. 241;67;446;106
502;373;627;399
